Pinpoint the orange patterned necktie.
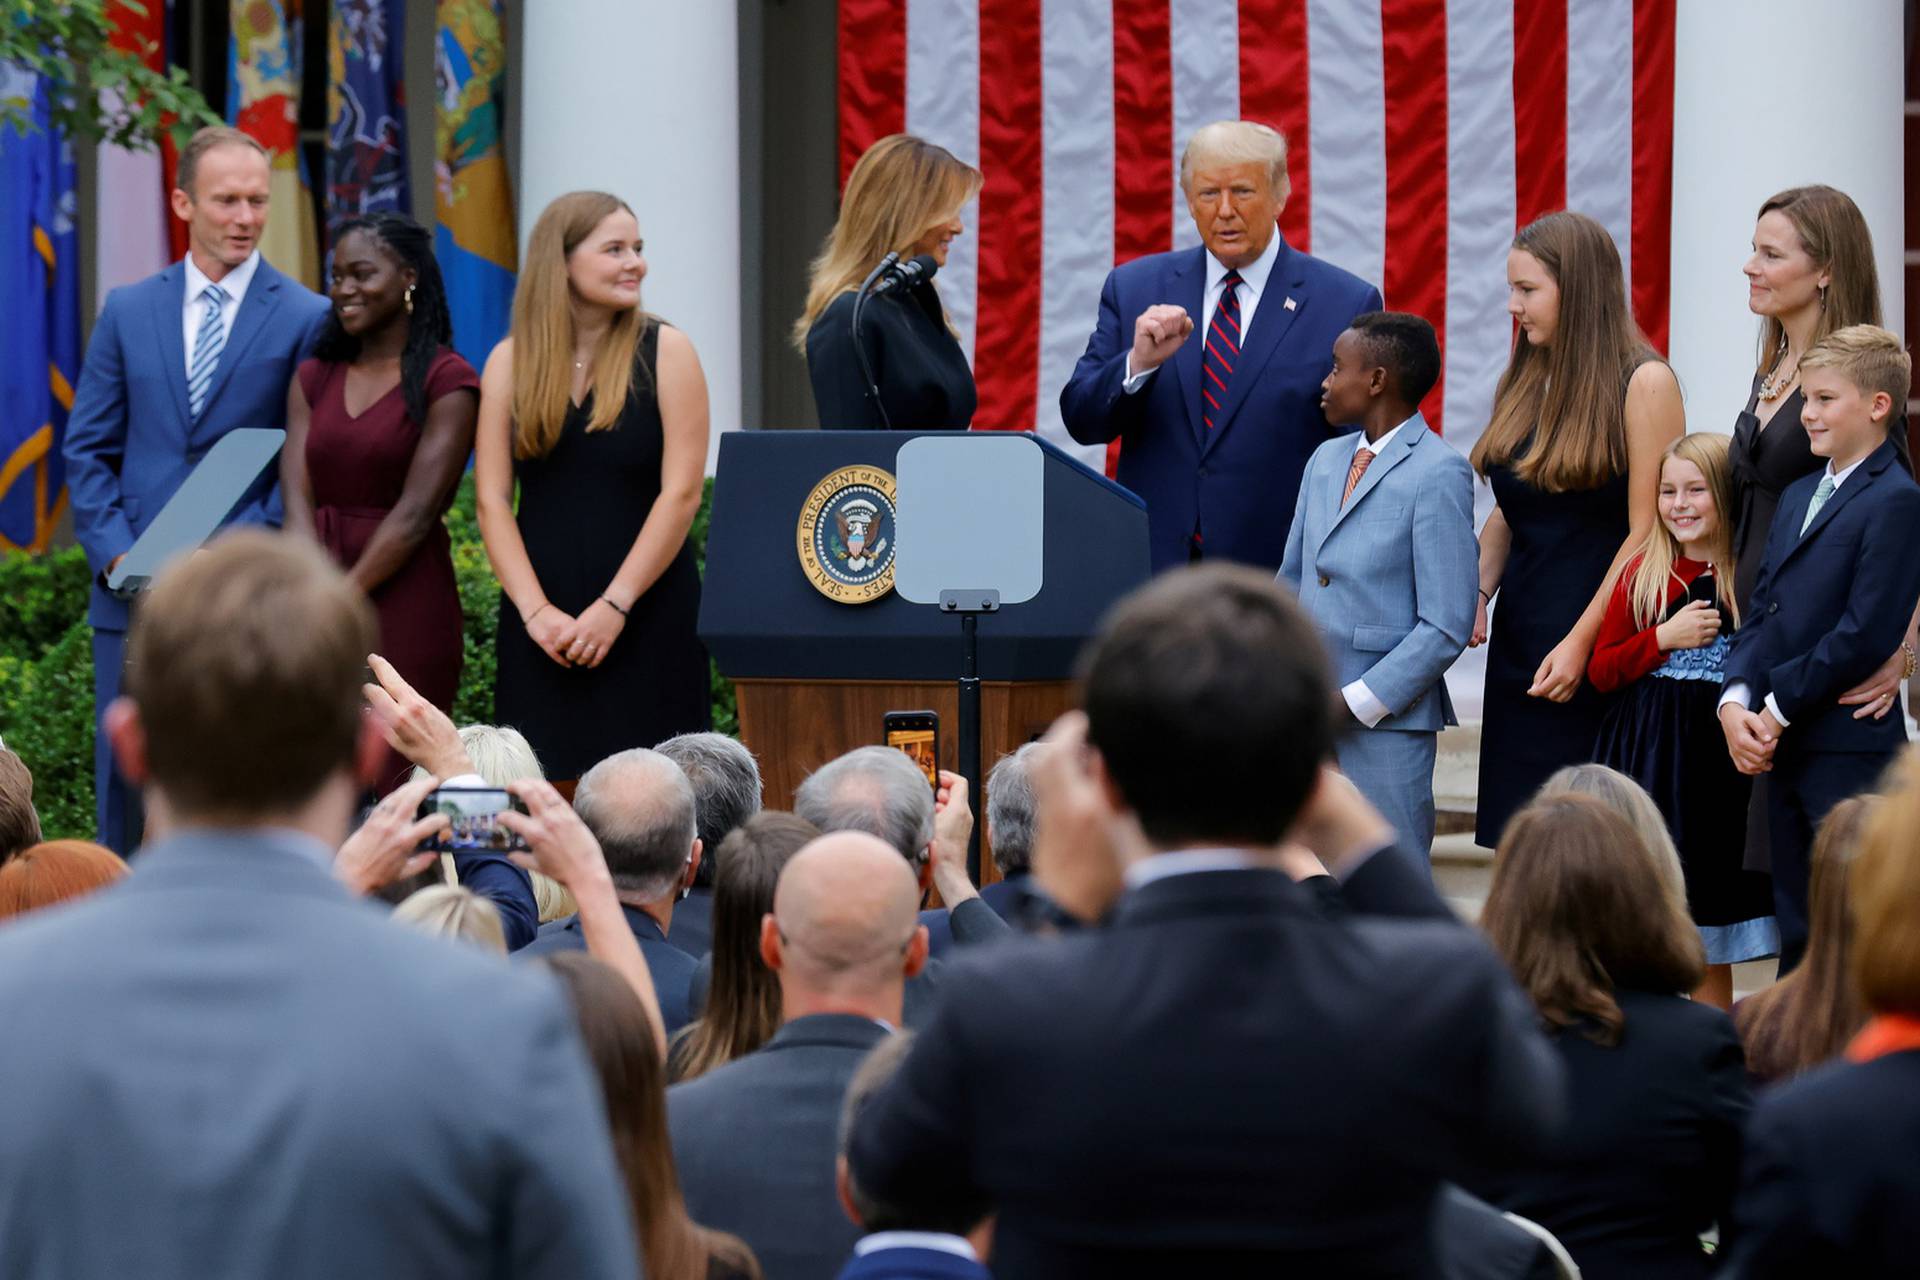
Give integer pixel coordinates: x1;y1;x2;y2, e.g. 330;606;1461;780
1341;446;1374;506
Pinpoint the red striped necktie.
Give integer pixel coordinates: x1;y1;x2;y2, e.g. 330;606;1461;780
1201;269;1243;430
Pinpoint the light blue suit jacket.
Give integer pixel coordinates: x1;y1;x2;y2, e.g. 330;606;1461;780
1279;415;1477;732
63;257;329;631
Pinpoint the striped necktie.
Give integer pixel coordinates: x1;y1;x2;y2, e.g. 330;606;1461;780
1201;270;1243;430
188;282;228;419
1799;473;1836;536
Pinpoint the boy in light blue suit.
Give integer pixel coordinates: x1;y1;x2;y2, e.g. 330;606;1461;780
1280;313;1477;866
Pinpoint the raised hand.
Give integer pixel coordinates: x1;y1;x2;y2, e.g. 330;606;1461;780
1129;304;1194;376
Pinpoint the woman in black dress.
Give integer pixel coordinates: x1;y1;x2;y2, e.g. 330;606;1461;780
1468;211;1683;848
476;191;711;782
797;134;982;430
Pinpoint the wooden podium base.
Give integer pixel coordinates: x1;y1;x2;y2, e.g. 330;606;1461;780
733;677;1076;884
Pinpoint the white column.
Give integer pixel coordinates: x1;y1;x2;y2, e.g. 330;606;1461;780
1668;0;1904;424
519;2;741;473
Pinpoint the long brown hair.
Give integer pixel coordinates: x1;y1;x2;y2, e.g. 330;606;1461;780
793;134;982;349
542;953;760;1280
510;191;650;458
1623;432;1741;631
1753;185;1881;376
1481;793;1705;1045
1853;749;1920;1017
669;812;820;1081
1734;796;1873;1083
1470;211;1657;492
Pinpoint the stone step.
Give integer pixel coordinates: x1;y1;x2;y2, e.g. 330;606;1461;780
1434;719;1481;838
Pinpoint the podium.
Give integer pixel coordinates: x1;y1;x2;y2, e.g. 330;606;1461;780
699;431;1149;879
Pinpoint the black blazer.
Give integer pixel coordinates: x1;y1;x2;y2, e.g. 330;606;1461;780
520;902;699;1038
806;284;976;430
848;857;1565;1278
1722;1048;1920;1276
1461;990;1750;1280
1724;439;1920;753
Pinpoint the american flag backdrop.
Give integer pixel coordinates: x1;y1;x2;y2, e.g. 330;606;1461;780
838;0;1676;470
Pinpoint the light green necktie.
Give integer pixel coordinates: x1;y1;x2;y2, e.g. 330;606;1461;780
1799;474;1837;536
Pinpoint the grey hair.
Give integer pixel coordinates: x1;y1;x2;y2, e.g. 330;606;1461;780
985;742;1042;875
655;732;763;887
1538;764;1688;913
838;1032;986;1234
1179;119;1289;194
794;746;935;864
391;885;507;956
573;748;698;901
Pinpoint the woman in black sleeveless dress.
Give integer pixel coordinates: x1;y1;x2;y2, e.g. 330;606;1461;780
1469;212;1684;848
475;192;711;781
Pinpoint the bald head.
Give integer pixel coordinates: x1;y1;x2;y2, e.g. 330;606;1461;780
573;748;698;900
767;832;925;1008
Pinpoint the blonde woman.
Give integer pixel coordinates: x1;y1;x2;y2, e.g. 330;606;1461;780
796;134;982;429
476;192;711;785
392;884;508;956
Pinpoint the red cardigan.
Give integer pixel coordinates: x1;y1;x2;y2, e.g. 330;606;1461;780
1587;555;1714;693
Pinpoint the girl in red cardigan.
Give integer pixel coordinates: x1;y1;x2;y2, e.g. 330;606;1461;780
1591;432;1778;1008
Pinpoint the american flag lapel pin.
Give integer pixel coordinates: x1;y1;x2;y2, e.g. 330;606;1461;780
1284;296;1298;311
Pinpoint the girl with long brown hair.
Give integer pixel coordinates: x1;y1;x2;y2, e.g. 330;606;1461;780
1468;210;1684;847
475;192;712;784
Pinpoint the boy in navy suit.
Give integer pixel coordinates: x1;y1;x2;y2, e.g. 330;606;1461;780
1720;325;1920;973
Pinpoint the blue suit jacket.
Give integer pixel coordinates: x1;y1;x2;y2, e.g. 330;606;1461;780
1060;238;1381;572
1279;415;1477;731
1724;439;1920;754
520;901;699;1038
63;257;330;631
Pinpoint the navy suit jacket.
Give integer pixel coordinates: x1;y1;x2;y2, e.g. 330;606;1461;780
520;901;699;1038
64;257;330;632
1060;238;1381;572
1724;439;1920;753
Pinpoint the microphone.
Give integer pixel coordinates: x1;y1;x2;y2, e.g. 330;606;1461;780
869;253;939;298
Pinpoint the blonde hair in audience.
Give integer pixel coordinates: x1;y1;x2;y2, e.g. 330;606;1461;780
1622;433;1740;631
1753;185;1882;375
1852;750;1920;1016
1799;324;1913;409
393;885;508;956
1179;119;1290;194
1470;210;1656;492
1536;764;1687;915
413;725;577;921
793;134;982;349
511;191;649;458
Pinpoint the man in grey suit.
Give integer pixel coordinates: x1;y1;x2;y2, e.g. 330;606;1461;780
1280;312;1477;863
669;831;927;1280
0;532;636;1280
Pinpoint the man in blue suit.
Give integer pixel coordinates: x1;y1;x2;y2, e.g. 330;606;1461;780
1281;313;1476;863
64;126;330;853
1061;119;1382;573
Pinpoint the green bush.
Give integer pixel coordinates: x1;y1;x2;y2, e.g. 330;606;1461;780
0;477;734;840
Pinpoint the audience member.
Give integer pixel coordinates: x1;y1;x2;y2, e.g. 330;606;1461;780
544;951;762;1280
1431;1187;1567;1280
669;832;926;1280
0;531;635;1278
1468;793;1748;1280
431;721;576;923
0;746;41;862
850;564;1563;1277
0;840;127;921
836;1032;993;1280
920;742;1069;955
1733;796;1875;1087
391;884;508;956
1537;764;1687;906
1723;748;1920;1275
521;747;702;1037
656;730;764;959
672;811;821;1082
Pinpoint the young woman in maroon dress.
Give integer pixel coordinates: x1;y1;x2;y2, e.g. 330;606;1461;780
282;212;479;790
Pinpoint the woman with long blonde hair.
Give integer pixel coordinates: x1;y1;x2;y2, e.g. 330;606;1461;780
797;134;982;430
1468;210;1685;848
474;191;712;784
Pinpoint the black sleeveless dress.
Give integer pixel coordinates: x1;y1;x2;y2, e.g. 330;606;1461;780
493;321;710;778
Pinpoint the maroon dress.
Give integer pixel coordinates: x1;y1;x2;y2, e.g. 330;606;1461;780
298;348;478;790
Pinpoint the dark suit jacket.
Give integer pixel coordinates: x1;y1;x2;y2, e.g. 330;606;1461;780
850;858;1564;1278
1434;1187;1560;1280
0;831;636;1279
1725;439;1920;753
669;885;715;958
669;1013;893;1280
1721;1048;1920;1277
1060;238;1381;571
521;901;699;1037
921;872;1078;958
806;283;976;430
1462;990;1749;1280
835;1240;991;1280
452;851;538;951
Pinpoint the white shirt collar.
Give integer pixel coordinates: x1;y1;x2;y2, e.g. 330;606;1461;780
1124;848;1265;889
1353;413;1421;459
1825;454;1868;490
1205;229;1282;305
184;249;261;307
854;1232;979;1261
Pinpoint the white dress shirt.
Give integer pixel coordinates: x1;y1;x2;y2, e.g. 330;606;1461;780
853;1232;980;1262
1338;416;1418;728
182;250;261;377
1123;848;1264;889
1122;230;1283;391
1718;453;1869;727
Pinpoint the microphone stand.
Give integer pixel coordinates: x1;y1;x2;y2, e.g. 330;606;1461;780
850;251;899;431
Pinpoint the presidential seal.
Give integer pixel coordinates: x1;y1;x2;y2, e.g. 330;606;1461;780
797;465;898;603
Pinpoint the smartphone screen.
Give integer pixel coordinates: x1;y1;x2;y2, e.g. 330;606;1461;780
415;786;530;853
883;711;939;789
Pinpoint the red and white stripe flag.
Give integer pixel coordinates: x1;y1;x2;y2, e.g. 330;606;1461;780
838;0;1675;470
